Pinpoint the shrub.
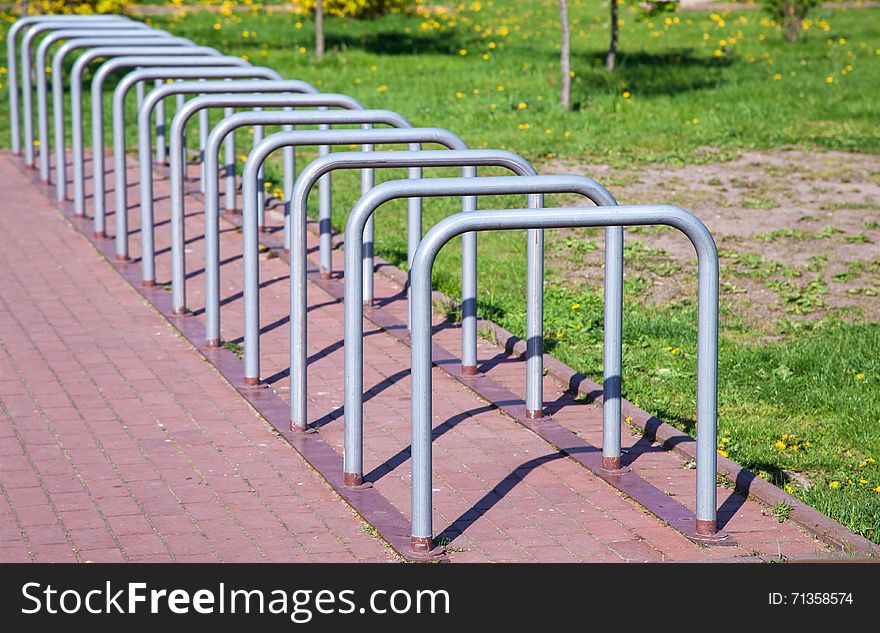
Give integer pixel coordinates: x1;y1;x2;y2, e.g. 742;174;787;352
762;0;821;41
24;0;133;14
296;0;420;19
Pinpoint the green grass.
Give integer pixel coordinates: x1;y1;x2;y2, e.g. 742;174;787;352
1;1;878;543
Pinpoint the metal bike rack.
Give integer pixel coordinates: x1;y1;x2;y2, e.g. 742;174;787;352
68;46;223;217
48;36;194;198
341;174;619;487
88;55;247;244
7;14;132;156
137;81;321;287
289;149;544;435
35;28;176;183
19;19;152;168
238;125;469;386
407;203;722;553
201;106;419;349
50;37;195;202
111;68;287;260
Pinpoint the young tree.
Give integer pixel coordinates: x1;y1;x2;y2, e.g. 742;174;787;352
315;0;325;58
606;0;618;71
559;0;571;109
763;0;820;42
607;1;678;71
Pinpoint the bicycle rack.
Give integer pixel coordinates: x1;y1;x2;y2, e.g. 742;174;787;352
68;46;224;217
239;125;474;386
10;15;134;160
289;149;540;434
407;203;724;554
49;36;195;202
35;28;176;183
341;174;619;487
8;11;736;558
88;55;249;246
111;68;290;261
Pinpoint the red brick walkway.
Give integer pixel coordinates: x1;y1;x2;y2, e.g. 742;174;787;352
2;148;857;562
0;154;394;563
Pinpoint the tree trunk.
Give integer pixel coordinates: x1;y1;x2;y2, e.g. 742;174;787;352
315;0;325;58
19;0;28;17
606;0;618;71
783;0;801;42
559;0;571;110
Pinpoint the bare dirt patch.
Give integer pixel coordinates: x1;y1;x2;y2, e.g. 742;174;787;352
542;148;880;329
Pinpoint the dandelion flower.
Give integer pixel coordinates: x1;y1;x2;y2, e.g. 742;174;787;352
829;481;840;489
855;373;865;380
518;101;527;110
622;91;631;99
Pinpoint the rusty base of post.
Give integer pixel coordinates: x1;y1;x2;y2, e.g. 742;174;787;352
343;472;373;489
687;520;735;546
319;271;332;280
242;376;261;387
171;307;187;316
94;231;105;238
205;339;221;348
409;537;445;560
259;226;269;233
525;409;543;419
600;456;632;475
142;279;156;288
461;365;478;376
291;423;317;435
115;254;129;262
41;178;49;185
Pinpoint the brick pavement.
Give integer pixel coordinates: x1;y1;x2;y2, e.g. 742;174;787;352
1;147;854;562
0;153;395;563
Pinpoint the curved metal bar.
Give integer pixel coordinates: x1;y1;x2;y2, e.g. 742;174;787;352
138;80;320;286
289;149;541;434
110;69;285;262
407;203;720;551
88;54;242;246
69;46;221;217
342;174;617;487
51;36;195;202
204;104;413;351
19;19;148;167
8;14;131;154
240;126;471;386
36;28;173;182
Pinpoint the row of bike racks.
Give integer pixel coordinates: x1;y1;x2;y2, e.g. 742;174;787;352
9;13;726;555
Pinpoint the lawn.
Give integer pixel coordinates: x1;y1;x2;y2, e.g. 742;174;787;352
2;0;878;544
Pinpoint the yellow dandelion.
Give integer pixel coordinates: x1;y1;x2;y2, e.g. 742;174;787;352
718;449;728;457
377;85;388;94
570;303;581;310
518;101;527;110
773;73;782;80
829;481;840;489
825;76;834;84
459;49;468;56
855;373;865;380
622;91;631;99
775;440;786;450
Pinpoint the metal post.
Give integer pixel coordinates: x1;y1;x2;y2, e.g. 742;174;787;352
8;15;132;154
35;28;172;183
341;174;615;486
68;45;220;219
408;204;720;551
50;36;194;202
